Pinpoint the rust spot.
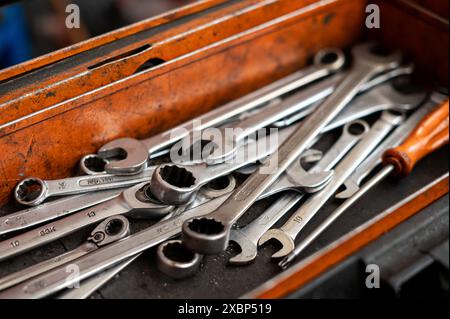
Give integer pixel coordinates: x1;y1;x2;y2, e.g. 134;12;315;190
322;13;335;25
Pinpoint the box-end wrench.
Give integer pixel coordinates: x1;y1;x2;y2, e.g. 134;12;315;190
273;79;425;129
0;182;173;262
180;43;403;255
14;167;156;206
0;188;123;236
279;99;449;268
335;91;447;199
259;111;405;259
81;48;345;175
229;120;369;265
0;215;129;291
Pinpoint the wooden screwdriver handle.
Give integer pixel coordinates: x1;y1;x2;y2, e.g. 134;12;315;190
383;99;449;177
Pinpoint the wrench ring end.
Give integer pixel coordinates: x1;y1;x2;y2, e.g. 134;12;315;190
79;154;109;175
313;48;346;72
14;177;48;206
182;217;229;254
157;240;202;279
150;164;198;205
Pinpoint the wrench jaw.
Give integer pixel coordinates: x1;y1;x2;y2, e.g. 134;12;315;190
182;217;230;254
228;231;258;265
352;43;403;73
150;164;198;205
285;162;334;194
14;177;48;206
335;179;360;199
378;81;427;112
204;136;237;165
258;229;295;259
97;137;149;176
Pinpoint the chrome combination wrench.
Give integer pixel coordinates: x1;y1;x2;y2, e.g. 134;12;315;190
0;182;173;262
81;48;345;175
0;188;123;236
229;120;369;265
0;215;130;291
259;111;405;259
180;43;403;255
14;166;156;206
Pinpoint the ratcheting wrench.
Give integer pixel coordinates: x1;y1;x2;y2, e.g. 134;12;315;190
229;120;369;265
180;43;403;255
259;111;405;258
0;182;173;262
81;48;345;175
335;91;447;199
14;166;156;206
0;188;123;236
0;215;130;291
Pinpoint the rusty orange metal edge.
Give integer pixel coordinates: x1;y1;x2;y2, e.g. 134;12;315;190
0;0;351;137
0;0;228;82
248;173;449;299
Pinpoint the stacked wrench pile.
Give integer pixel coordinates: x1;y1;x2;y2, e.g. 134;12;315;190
0;42;448;299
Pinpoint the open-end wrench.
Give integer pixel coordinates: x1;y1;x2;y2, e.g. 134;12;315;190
335;91;447;199
14;166;156;206
0;215;129;291
229;120;369;265
174;73;420;165
0;182;173;262
273;79;425;129
279;99;449;268
180;43;403;255
259;111;405;259
0;188;123;236
81;48;345;175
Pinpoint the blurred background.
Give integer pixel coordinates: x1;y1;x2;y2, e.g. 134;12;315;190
0;0;196;69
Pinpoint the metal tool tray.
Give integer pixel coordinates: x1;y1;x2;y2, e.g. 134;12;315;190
0;0;448;298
